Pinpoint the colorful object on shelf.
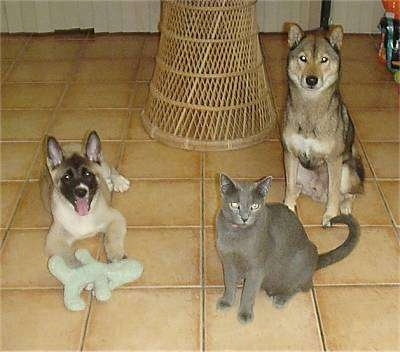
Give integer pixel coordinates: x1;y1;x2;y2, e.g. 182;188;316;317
379;0;400;82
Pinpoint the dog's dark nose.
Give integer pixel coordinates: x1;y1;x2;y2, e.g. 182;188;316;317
74;188;87;198
306;75;318;87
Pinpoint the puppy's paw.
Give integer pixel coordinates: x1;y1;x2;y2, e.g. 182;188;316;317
216;298;233;311
238;311;254;324
112;175;130;193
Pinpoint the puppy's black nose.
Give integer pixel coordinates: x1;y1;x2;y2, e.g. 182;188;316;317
74;187;87;198
306;75;318;87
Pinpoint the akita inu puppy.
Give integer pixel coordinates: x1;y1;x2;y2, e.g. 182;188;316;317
282;23;364;227
40;131;130;267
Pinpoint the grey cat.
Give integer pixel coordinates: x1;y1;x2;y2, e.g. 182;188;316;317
216;174;359;324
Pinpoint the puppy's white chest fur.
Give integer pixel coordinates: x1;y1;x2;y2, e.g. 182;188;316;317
288;133;333;157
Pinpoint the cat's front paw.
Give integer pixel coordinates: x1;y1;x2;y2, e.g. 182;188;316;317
322;211;337;227
272;295;289;309
238;310;254;324
216;298;233;311
112;175;130;193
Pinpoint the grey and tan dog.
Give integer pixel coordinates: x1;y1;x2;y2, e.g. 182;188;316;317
40;131;130;267
282;23;364;227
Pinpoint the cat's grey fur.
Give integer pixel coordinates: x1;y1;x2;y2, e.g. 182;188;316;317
216;174;359;324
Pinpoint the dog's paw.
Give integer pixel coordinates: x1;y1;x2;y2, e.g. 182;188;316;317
216;298;233;311
112;175;130;193
238;311;254;324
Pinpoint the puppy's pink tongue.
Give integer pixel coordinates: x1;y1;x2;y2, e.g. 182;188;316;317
75;198;89;216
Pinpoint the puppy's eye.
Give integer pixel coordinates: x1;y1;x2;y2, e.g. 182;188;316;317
321;57;329;63
82;170;92;178
299;55;307;62
250;204;260;210
62;174;71;182
230;202;240;209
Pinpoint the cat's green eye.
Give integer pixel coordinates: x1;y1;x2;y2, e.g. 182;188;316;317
251;203;260;210
230;202;240;209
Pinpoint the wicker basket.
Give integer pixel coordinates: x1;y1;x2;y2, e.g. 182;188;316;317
142;0;277;151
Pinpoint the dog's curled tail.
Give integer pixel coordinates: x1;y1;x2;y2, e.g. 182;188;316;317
317;214;360;270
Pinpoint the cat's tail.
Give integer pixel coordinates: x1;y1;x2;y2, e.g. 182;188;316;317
317;214;360;270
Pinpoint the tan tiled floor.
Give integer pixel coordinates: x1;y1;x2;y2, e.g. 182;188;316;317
1;32;399;351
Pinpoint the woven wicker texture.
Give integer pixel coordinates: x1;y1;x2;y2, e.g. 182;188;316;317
142;0;277;151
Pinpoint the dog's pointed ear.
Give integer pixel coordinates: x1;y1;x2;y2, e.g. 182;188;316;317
220;173;237;195
47;136;63;168
85;131;102;163
328;25;343;50
255;176;272;198
287;23;304;49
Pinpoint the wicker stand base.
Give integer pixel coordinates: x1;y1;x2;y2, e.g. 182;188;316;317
142;0;277;151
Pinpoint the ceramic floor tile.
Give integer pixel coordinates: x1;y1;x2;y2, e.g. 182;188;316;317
266;60;286;82
142;35;159;58
340;35;378;61
342;83;398;109
1;37;29;59
21;38;83;60
364;142;399;179
120;141;201;179
0;142;39;180
11;181;51;228
82;36;144;59
205;288;322;350
127;110;152;140
204;178;285;226
74;58;140;82
205;227;223;286
131;82;149;108
100;228;201;286
341;59;393;83
0;229;100;288
297;181;392;226
309;226;400;285
1;83;65;108
61;83;132;109
205;141;284;179
2;289;88;350
0;110;51;141
379;181;400;225
0;229;6;244
0;182;24;228
136;57;155;81
353;109;399;142
112;180;201;226
83;289;200;350
271;83;287;111
1;60;13;77
316;286;399;350
29;141;122;180
49;110;128;140
7;60;76;82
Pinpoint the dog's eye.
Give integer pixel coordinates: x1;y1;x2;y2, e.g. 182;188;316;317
82;170;92;178
250;203;260;211
62;174;71;182
321;57;329;63
299;55;307;62
230;202;240;209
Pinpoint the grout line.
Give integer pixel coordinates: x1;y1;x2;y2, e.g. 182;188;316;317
311;287;327;351
200;151;206;352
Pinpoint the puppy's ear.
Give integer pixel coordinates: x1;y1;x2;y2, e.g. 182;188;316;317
47;136;63;169
220;173;237;195
255;176;272;198
85;131;102;164
328;25;343;50
287;23;304;49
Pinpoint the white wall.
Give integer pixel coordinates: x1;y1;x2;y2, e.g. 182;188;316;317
1;0;383;34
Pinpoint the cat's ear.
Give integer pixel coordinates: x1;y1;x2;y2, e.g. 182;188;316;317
255;176;272;198
220;173;237;195
85;130;102;164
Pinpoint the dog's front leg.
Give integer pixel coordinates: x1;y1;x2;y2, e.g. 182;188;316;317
284;150;300;212
323;157;342;227
45;223;80;267
104;209;127;262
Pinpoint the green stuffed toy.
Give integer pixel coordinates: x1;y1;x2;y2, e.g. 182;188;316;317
48;249;143;311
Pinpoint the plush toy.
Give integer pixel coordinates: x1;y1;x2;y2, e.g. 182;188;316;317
48;249;143;311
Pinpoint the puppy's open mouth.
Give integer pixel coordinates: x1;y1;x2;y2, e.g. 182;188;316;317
74;197;90;216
